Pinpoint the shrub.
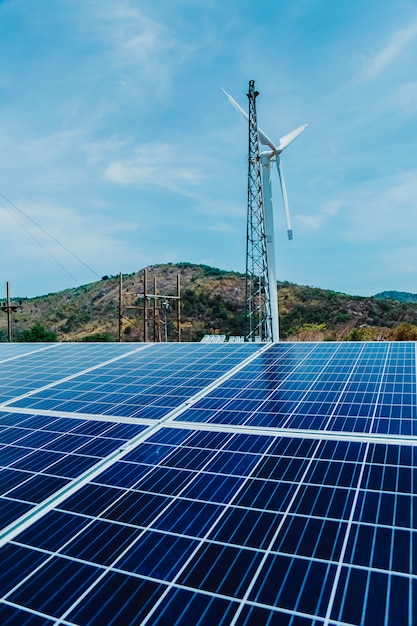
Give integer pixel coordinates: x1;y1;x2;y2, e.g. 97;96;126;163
81;333;114;342
390;323;417;341
18;325;58;342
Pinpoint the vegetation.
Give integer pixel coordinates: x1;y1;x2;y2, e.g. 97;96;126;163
2;263;417;342
81;333;114;342
17;324;58;342
373;291;417;304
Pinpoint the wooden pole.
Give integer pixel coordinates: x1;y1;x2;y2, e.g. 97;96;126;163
153;276;157;342
118;272;123;342
6;281;11;342
177;274;181;342
143;269;148;342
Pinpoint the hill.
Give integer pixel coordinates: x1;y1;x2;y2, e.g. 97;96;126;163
373;290;417;304
2;263;417;342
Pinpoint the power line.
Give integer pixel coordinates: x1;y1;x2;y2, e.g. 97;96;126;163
0;191;102;281
0;199;82;286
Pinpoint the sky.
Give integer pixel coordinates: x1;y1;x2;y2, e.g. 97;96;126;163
1;0;417;298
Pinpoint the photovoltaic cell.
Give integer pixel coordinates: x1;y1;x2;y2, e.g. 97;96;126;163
0;341;416;625
177;341;417;435
7;342;261;418
0;342;143;403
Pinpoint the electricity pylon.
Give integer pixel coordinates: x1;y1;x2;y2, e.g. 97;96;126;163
245;80;273;342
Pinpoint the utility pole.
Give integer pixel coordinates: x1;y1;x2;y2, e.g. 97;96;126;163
245;79;272;342
118;272;123;342
121;270;181;342
161;300;169;342
176;274;181;342
153;276;160;341
143;268;148;342
1;282;21;342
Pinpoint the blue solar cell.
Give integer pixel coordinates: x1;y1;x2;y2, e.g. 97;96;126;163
236;605;314;625
153;499;224;537
105;491;170;527
61;519;141;566
248;554;336;617
6;474;68;503
0;544;48;596
130;465;194;496
7;556;101;617
208;507;282;550
178;542;264;599
1;341;417;624
159;446;216;471
66;572;164;625
203;449;261;475
0;498;32;528
93;460;150;489
0;469;34;494
150;588;238;626
123;442;177;465
273;516;347;561
60;483;126;518
7;342;262;419
0;603;56;625
39;453;98;478
9;429;63;449
98;422;145;440
0;428;28;444
145;427;192;446
15;510;89;552
253;455;309;481
11;449;64;472
117;530;198;579
40;433;94;454
69;420;115;436
181;473;244;504
72;436;123;457
290;484;356;519
0;446;31;466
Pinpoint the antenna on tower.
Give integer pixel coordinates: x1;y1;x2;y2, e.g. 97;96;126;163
245;80;273;342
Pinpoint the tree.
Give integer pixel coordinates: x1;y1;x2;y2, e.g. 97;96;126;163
289;323;326;342
18;325;58;342
81;333;113;342
344;326;378;342
390;323;417;341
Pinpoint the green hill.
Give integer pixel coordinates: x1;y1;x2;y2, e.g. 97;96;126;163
373;290;417;304
2;263;417;342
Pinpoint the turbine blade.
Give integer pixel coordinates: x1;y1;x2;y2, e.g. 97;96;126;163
221;87;278;151
221;87;249;122
276;156;293;240
278;124;308;152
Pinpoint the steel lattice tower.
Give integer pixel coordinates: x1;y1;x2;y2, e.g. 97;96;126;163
245;80;273;342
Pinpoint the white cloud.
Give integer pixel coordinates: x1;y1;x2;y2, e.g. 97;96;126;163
358;19;417;81
206;222;238;233
296;199;341;231
105;143;206;193
296;214;324;230
81;1;192;99
324;200;342;216
388;80;417;114
343;169;417;242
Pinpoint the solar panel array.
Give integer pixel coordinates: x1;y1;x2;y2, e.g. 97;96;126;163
0;341;416;625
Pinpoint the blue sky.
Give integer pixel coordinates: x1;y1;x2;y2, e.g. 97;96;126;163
1;0;417;298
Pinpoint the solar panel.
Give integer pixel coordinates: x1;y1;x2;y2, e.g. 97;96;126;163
6;342;261;418
0;341;416;625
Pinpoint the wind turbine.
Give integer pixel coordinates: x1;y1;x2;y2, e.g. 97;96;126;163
222;87;307;341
